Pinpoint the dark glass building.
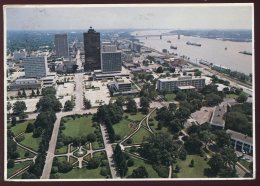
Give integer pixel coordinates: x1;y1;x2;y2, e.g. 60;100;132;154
83;27;101;71
54;34;69;58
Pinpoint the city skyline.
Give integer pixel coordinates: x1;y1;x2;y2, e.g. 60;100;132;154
5;4;253;31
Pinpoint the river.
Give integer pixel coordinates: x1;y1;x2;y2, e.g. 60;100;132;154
131;30;253;75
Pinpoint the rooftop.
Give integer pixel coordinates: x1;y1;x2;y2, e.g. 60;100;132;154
177;85;195;90
210;105;227;126
158;76;205;82
226;129;252;145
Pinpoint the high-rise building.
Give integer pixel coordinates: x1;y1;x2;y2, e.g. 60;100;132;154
23;56;48;78
101;44;122;73
83;27;101;71
54;34;69;58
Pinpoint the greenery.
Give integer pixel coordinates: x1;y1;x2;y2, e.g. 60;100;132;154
125;157;160;178
83;98;92;109
20;133;42;151
176;155;210;178
140;132;178;166
114;144;127;177
126;97;138;114
129;166;148;178
58;167;107;179
131;127;151;144
10;120;35;136
12;101;27;119
7;160;33;178
64;100;74;111
164;93;176;101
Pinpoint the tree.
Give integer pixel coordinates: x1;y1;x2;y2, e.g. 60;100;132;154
7;102;12;114
22;89;27;97
175;165;180;173
214;130;231;148
184;134;203;154
21;171;38;179
114;144;127;177
140;96;150;114
236;93;248;103
130;166;149;178
140;132;178;166
36;88;40;96
58;161;73;173
31;89;36;97
87;157;100;169
64;100;74;111
199;130;216;147
175;107;191;125
175;92;187;101
36;95;62;112
156;66;164;73
208;153;223;174
115;96;125;107
18;90;21;98
11;116;17;126
25;123;35;133
87;133;97;142
41;87;56;96
189;159;194;167
84;98;92;109
12;101;27;119
205;93;222;106
178;148;187;160
194;69;202;76
126;98;137;113
7;159;15;168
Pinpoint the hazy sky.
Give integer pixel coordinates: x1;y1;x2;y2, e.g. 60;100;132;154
5;4;253;30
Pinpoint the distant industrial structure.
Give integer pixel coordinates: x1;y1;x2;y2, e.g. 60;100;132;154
84;27;101;71
54;34;69;58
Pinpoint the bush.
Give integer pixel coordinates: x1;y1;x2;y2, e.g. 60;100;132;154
58;161;73;173
24;151;30;157
7;159;15;168
16;134;25;142
127;159;134;167
178;148;187;160
153;165;168;178
126;138;133;144
25;123;34;133
56;142;65;149
129;146;137;153
101;159;109;167
60;125;66;130
115;134;121;141
50;173;60;179
87;133;97;142
87;157;100;169
51;166;58;174
32;127;42;138
100;167;108;176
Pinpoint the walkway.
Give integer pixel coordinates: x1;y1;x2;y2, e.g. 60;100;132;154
100;123;121;179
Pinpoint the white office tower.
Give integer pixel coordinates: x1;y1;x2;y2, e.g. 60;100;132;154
23;56;48;78
101;44;122;73
55;34;69;58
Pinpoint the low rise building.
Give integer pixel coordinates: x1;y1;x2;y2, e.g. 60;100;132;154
157;76;205;92
9;78;42;90
114;76;131;92
227;129;253;155
209;104;227;129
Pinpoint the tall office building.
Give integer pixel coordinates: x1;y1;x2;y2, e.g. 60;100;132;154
101;44;122;73
23;56;48;78
83;27;101;71
54;34;69;58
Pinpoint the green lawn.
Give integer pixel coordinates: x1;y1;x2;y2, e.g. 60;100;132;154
225;93;239;99
92;141;104;150
126;112;145;122
164;93;176;101
55;145;68;155
113;118;134;140
19;133;41;151
131;127;151;144
10;120;35;136
56;156;68;163
59;167;107;179
239;159;252;171
69;156;78;164
7;160;32;178
176;155;210;178
125;157;160;178
63;115;95;138
16;146;35;158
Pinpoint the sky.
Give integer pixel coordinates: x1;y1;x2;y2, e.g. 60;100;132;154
5;4;253;31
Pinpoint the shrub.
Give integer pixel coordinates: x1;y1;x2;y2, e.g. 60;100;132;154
25;123;34;133
100;167;108;176
101;160;109;167
7;159;15;168
87;133;97;142
115;134;121;141
24;151;30;157
51;166;58;174
16;134;25;142
127;159;134;167
178;148;187;160
87;157;100;169
58;161;73;173
126;138;133;144
33;127;42;138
